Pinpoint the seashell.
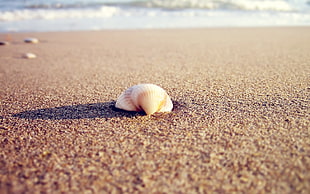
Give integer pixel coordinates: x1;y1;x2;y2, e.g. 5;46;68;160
24;37;39;44
23;52;37;59
0;41;10;46
115;84;173;115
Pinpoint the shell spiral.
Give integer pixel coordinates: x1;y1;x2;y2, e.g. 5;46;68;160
115;84;173;115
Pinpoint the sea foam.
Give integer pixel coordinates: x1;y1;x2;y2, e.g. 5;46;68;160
0;0;309;32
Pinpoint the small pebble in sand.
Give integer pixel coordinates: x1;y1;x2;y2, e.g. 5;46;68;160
23;53;37;59
0;41;10;46
24;38;39;44
115;84;173;115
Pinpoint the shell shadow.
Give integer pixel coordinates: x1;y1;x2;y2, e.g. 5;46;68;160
12;100;187;120
12;101;143;120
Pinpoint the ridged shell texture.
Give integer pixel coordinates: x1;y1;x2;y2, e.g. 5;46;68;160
115;84;173;115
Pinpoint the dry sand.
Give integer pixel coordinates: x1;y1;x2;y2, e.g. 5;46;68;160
0;28;309;193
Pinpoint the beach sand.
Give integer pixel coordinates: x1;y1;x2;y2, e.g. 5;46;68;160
0;28;309;193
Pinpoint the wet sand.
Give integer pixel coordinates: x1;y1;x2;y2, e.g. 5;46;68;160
0;28;309;193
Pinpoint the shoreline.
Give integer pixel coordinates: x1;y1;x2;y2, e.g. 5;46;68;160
1;25;310;33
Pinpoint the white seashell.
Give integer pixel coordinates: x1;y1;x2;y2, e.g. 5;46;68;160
23;53;37;59
115;84;173;115
24;37;39;44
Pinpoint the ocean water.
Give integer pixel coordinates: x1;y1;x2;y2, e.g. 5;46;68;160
0;0;309;32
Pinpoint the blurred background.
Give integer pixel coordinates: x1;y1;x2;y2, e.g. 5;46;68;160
0;0;309;32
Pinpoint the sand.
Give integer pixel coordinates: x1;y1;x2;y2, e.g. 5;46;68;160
0;27;309;193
